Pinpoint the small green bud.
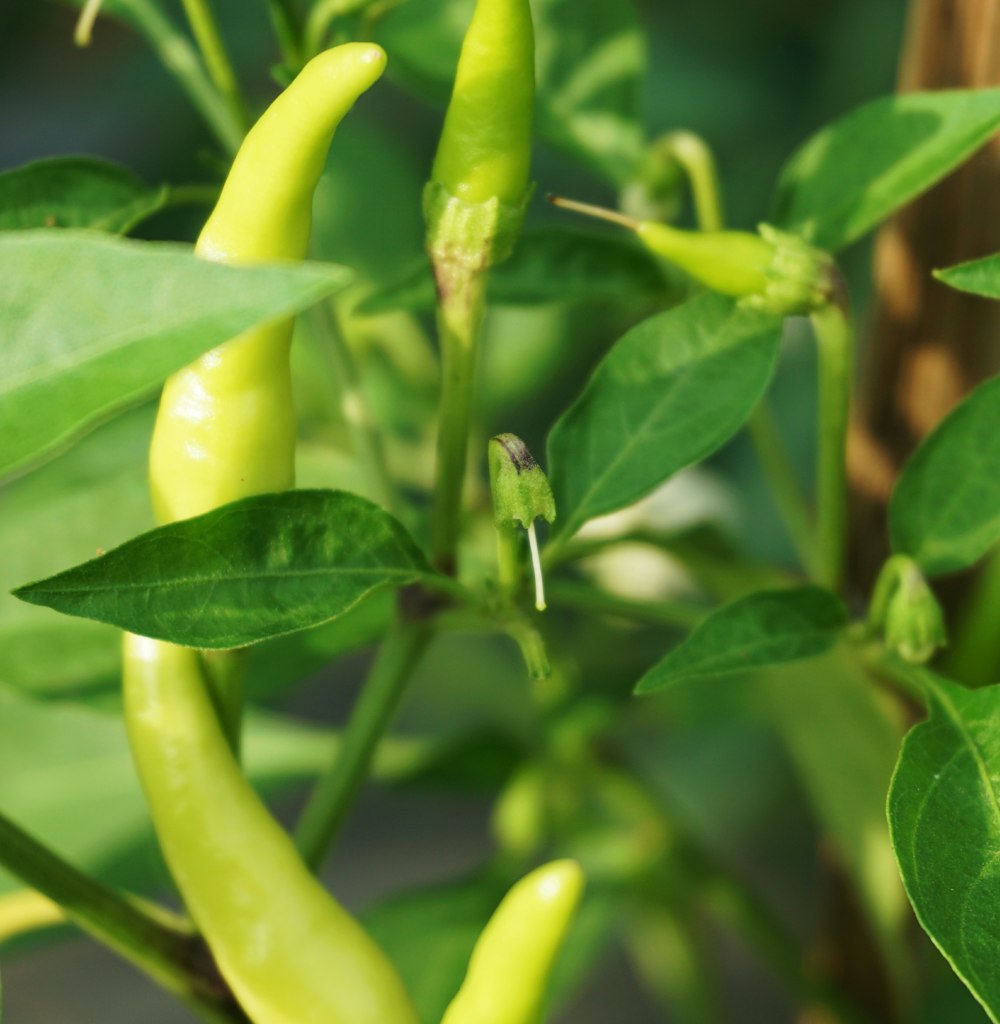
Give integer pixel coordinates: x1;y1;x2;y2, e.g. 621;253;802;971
869;555;947;665
489;433;556;529
488;434;556;612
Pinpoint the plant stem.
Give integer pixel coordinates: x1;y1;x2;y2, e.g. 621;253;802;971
294;619;431;870
944;545;1000;685
495;523;522;597
430;267;488;573
180;0;247;135
811;295;854;591
659;132;818;577
124;0;244;156
266;0;305;72
0;811;246;1023
309;300;402;517
654;130;724;232
746;404;821;577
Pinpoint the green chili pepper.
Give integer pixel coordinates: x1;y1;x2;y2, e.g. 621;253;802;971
122;634;419;1024
149;42;387;524
441;859;585;1024
124;44;419;1024
424;0;535;274
549;195;836;316
431;0;534;207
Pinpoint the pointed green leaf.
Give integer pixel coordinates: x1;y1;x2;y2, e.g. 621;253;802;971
0;157;168;234
635;586;847;693
889;374;1000;575
13;490;433;649
0;231;350;479
889;669;1000;1022
547;293;783;542
772;89;1000;252
935;253;1000;298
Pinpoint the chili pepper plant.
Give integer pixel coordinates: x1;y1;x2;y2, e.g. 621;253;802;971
3;0;1000;1022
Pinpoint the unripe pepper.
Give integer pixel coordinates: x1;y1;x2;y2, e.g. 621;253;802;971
441;860;584;1024
124;45;419;1024
431;0;534;208
425;0;535;273
549;195;837;317
123;635;418;1024
149;42;387;523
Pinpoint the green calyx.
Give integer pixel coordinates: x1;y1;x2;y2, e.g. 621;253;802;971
869;555;947;665
424;180;533;275
431;0;535;208
488;434;556;530
637;219;836;315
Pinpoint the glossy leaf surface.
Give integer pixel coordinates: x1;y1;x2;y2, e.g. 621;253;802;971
548;293;782;542
14;491;432;649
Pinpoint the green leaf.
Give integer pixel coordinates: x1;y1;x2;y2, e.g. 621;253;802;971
13;490;433;649
0;231;351;479
376;0;644;184
0;157;168;234
359;227;676;315
635;586;848;693
889;375;1000;575
935;252;1000;298
772;88;1000;252
889;669;1000;1021
0;409;390;699
547;293;783;541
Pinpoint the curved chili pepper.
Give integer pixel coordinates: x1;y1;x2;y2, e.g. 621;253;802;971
149;42;387;524
124;43;419;1024
440;860;585;1024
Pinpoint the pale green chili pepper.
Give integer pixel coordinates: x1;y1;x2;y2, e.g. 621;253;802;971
149;42;387;523
125;43;420;1024
441;860;585;1024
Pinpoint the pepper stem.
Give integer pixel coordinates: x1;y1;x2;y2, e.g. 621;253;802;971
811;291;854;591
546;194;641;231
430;267;488;573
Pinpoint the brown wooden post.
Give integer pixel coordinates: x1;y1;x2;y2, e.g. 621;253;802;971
849;0;1000;590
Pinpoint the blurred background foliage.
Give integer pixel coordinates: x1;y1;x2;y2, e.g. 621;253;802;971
3;0;987;1022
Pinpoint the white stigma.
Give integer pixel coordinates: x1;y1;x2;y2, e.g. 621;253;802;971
527;521;546;612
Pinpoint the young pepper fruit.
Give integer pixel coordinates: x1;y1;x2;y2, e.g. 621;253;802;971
124;44;419;1024
425;0;535;273
148;42;387;523
549;194;837;316
441;860;585;1024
